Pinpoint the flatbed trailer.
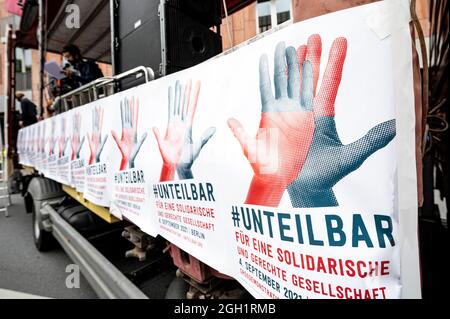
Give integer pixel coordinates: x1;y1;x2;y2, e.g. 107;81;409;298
18;65;246;299
7;0;427;300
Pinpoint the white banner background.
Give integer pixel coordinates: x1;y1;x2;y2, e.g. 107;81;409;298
18;0;420;299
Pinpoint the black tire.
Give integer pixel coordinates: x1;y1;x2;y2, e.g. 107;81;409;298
8;169;22;194
165;277;189;299
32;200;56;252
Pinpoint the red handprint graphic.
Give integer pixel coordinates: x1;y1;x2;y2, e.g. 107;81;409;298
153;80;215;181
58;117;69;158
111;97;147;170
228;42;316;207
48;119;57;156
38;123;46;154
87;106;108;165
71;112;85;161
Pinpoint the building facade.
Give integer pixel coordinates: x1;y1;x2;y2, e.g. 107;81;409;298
221;0;430;50
1;0;431;115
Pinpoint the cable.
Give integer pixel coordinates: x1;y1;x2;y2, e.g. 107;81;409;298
222;0;234;48
410;0;430;156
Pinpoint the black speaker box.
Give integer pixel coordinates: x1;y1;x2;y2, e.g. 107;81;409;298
166;0;222;27
164;5;223;74
114;0;222;81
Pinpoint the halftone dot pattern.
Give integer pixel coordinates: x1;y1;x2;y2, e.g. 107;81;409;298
49;118;57;156
287;116;396;208
315;37;347;117
242;113;316;207
297;44;307;94
305;34;322;95
230;42;317;207
111;96;148;170
154;79;215;182
71;112;85;161
286;35;396;208
59;117;67;158
87;106;108;164
256;112;315;181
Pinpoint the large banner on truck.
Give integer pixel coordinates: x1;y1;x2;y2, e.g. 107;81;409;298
69;108;88;192
56;111;72;185
18;0;420;298
107;88;155;233
45;117;59;181
82;101;114;210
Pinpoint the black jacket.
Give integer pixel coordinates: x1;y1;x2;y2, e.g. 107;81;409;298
61;59;104;92
71;59;104;85
20;98;38;126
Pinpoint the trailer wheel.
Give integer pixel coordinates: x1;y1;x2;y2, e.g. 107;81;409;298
165;277;189;299
25;177;63;251
32;200;55;251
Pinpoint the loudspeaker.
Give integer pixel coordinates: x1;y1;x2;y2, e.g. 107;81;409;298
166;0;222;27
163;4;223;74
114;0;222;81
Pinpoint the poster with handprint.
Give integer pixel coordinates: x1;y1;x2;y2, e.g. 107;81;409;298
34;123;42;171
20;127;29;166
219;2;415;298
109;93;155;233
70;110;88;192
16;0;420;299
23;127;31;166
32;127;39;167
145;78;228;271
39;121;48;175
56;112;72;185
83;102;113;209
17;129;23;164
45;117;59;181
142;0;417;298
27;125;37;166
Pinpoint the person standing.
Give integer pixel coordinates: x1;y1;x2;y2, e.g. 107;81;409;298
61;44;104;91
15;92;38;127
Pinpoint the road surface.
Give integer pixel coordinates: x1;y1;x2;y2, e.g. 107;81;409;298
0;194;97;299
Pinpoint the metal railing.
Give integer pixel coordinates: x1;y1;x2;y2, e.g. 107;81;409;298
59;66;155;112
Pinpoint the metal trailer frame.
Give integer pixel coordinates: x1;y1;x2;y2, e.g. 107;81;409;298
24;65;155;298
40;203;148;299
18;1;288;299
29;19;294;301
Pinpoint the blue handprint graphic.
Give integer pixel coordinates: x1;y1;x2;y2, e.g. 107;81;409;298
287;35;396;208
